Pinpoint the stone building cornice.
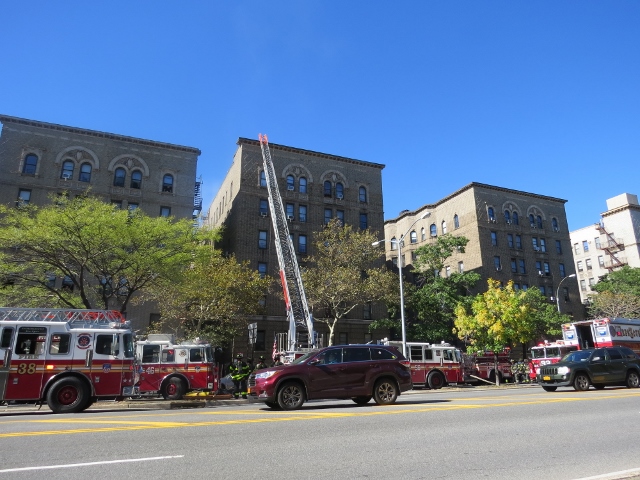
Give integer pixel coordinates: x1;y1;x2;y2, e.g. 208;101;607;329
601;203;640;218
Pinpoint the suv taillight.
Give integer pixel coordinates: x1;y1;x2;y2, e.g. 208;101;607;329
400;360;411;369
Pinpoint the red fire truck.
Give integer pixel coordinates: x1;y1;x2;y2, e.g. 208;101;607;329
135;334;217;400
562;317;640;354
384;340;464;389
0;308;138;413
465;349;513;384
528;340;578;381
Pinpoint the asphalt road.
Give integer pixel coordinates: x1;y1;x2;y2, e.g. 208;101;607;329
1;386;640;480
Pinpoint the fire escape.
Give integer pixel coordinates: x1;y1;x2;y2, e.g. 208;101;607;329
595;223;627;271
193;175;203;219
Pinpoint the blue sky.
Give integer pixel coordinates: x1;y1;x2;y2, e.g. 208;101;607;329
2;2;638;230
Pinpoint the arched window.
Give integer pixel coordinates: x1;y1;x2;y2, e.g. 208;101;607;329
488;207;495;221
323;181;332;197
336;183;344;199
504;210;511;223
130;170;142;189
430;224;437;237
113;167;126;187
442;221;447;234
529;214;535;226
421;227;426;241
79;163;92;182
61;161;74;179
537;215;543;229
359;186;367;203
552;218;559;231
286;175;295;191
259;171;267;187
22;154;38;175
299;177;307;193
390;237;398;250
162;174;174;193
454;214;459;229
512;212;519;225
410;231;417;243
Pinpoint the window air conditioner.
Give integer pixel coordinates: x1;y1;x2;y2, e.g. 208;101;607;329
260;212;268;217
287;215;294;221
287;186;295;191
62;173;71;180
336;194;343;200
534;247;540;251
538;271;544;276
495;267;502;271
506;220;511;224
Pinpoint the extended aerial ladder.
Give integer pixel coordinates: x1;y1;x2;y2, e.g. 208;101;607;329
258;134;315;354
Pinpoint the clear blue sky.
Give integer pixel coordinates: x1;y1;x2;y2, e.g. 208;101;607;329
2;2;639;230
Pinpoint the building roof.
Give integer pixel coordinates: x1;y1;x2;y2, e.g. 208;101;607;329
0;114;201;155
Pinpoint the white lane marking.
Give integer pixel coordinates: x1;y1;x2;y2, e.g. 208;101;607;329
0;455;184;473
572;467;640;480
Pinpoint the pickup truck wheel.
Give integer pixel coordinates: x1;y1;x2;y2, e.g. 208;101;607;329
573;373;590;391
162;377;186;400
541;386;557;392
46;377;91;414
427;371;445;390
626;371;640;388
277;382;305;410
373;379;398;405
352;396;372;405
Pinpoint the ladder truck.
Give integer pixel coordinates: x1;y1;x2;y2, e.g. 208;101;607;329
259;134;315;360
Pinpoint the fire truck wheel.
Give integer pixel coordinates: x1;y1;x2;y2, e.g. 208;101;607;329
541;386;557;392
264;401;281;410
373;378;398;405
46;377;91;414
162;377;186;400
626;371;640;388
427;371;445;390
352;396;372;405
573;373;590;391
277;381;305;410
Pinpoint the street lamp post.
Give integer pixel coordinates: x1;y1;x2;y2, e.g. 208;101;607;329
373;211;430;358
556;274;577;313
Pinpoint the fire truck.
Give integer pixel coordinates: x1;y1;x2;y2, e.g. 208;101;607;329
562;317;640;354
528;340;578;381
384;340;464;389
135;334;217;400
0;308;137;413
465;349;513;384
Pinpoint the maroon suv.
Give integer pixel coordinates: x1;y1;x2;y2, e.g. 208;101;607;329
247;344;412;410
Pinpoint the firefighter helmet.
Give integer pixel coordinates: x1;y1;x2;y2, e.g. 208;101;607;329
236;353;243;359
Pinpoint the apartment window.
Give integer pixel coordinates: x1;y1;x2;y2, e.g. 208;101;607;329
580;279;587;291
556;240;562;254
582;240;589;252
421;227;426;241
488;207;495;221
336;183;344;199
286;175;295;191
112;200;122;209
562;287;569;301
17;189;31;206
286;203;294;220
513;283;520;291
411;251;417;262
518;259;526;274
532;238;539;251
491;231;498;246
442;221;447;234
113;168;126;187
537;216;543;229
128;202;139;211
363;302;372;320
390;237;398;250
410;231;417;244
445;266;451;278
79;163;92;182
588;277;596;289
258;262;267;278
130;170;142;189
359;186;367;203
594;237;601;249
494;256;502;271
543;262;550;275
538;286;545;295
529;214;535;227
458;261;464;273
522;284;528;291
512;212;519;225
511;259;517;273
585;258;592;270
515;235;522;249
162;174;174;193
61;160;74;179
298;177;307;193
336;210;344;225
22;154;38;175
159;206;171;217
359;213;368;230
392;256;398;268
259;199;268;215
552;218;559;231
324;209;332;224
260;171;267;187
540;238;546;252
430;224;437;237
323;181;332;197
504;210;511;223
299;205;307;223
577;261;583;272
454;214;460;229
507;234;514;248
258;230;268;249
598;255;604;267
62;275;74;292
299;235;307;254
559;263;566;278
573;243;580;255
536;261;542;273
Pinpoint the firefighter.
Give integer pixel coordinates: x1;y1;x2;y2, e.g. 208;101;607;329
229;353;251;399
518;359;530;383
255;355;268;370
510;359;520;383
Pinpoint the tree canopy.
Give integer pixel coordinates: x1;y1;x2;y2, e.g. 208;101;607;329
302;219;397;346
588;266;640;318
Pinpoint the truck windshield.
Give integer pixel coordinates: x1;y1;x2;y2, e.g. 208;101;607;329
123;333;135;358
562;350;592;363
530;348;545;359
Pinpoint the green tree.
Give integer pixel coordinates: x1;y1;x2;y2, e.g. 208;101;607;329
592;266;640;296
589;266;640;318
454;279;566;352
302;219;398;346
409;234;480;343
145;243;272;345
0;195;198;311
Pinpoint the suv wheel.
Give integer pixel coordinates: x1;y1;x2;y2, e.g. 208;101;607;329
277;382;305;410
626;371;640;388
573;373;590;391
373;379;398;405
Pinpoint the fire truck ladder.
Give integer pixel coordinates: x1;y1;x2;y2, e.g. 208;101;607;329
258;134;314;351
0;308;126;326
595;223;627;271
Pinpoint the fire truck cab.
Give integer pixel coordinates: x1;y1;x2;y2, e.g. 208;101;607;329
0;308;137;413
529;340;578;380
135;334;217;400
